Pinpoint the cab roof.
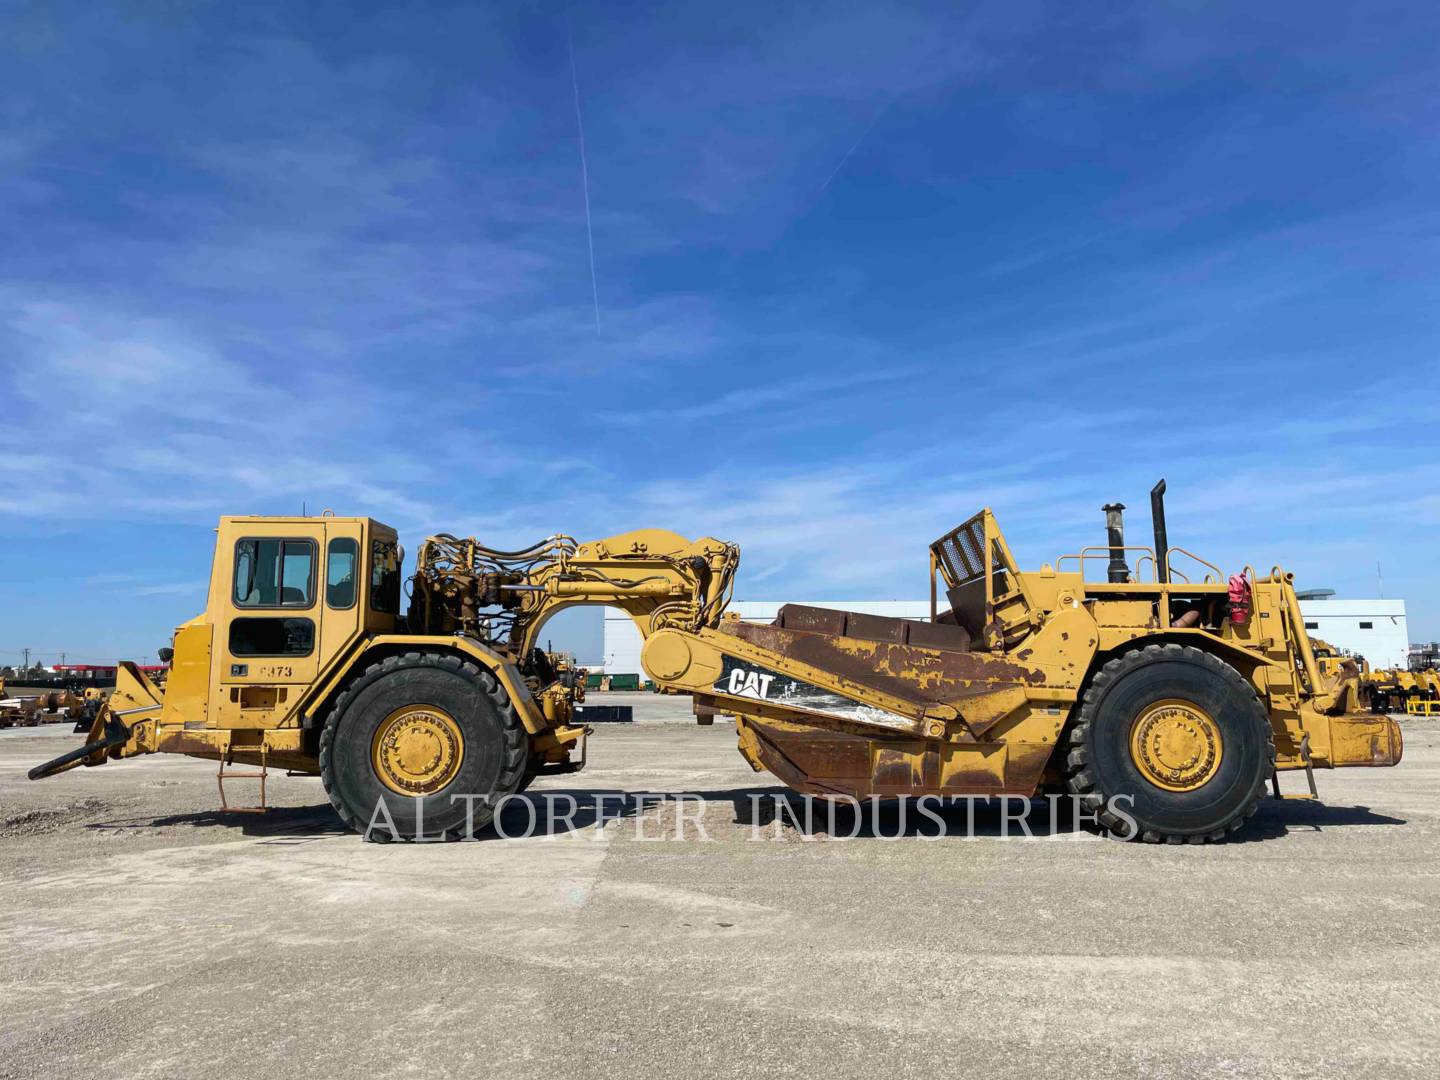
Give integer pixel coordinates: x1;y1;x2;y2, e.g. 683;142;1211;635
217;515;395;531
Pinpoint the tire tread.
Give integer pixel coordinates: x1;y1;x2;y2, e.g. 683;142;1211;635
318;651;527;840
1064;643;1275;843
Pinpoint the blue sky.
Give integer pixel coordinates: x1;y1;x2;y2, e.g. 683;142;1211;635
2;0;1438;667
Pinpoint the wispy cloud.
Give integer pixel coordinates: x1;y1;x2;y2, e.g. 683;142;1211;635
595;365;920;424
132;582;207;597
0;295;443;526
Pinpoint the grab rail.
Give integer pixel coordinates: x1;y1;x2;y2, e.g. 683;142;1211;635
1137;554;1191;584
1166;547;1222;584
1056;545;1158;582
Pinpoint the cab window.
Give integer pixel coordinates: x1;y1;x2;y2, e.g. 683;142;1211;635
370;538;401;614
234;539;315;608
230;617;315;657
326;538;358;609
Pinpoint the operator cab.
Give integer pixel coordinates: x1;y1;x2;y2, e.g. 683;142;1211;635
162;516;403;729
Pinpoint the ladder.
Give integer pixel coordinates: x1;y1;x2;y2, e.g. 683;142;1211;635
1270;733;1318;801
217;745;269;813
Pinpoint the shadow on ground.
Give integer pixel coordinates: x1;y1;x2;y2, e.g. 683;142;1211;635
1239;798;1405;841
87;803;349;840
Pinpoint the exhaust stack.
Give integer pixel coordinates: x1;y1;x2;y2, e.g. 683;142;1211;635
1102;502;1129;583
1150;479;1169;584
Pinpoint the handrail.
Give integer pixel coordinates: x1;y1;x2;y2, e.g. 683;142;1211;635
1166;546;1222;584
1135;554;1191;584
1056;545;1158;582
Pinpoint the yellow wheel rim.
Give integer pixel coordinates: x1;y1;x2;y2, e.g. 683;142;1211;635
1129;698;1223;792
370;705;464;796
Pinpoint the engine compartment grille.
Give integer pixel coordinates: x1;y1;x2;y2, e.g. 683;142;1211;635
931;515;988;588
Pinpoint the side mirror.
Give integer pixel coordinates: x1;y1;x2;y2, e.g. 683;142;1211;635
158;647;174;663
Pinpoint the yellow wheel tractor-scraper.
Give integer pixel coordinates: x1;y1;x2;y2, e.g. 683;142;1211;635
30;481;1402;843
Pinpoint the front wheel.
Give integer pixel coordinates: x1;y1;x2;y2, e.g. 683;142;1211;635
1065;644;1274;844
319;652;528;840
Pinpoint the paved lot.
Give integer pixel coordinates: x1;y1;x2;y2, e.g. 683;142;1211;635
2;696;1438;1079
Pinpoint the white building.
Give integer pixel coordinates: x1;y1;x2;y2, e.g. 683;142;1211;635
1297;599;1409;669
600;598;1409;676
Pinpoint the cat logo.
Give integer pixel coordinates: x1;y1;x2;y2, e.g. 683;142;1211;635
726;667;775;699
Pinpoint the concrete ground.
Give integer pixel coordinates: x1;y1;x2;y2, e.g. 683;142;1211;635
2;694;1437;1079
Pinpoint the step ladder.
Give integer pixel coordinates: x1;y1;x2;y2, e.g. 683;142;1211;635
1270;733;1318;801
217;746;269;813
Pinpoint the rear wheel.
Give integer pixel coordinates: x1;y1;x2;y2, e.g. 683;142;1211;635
1065;644;1273;843
319;652;527;840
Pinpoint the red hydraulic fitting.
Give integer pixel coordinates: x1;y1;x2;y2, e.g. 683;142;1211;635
1227;573;1250;624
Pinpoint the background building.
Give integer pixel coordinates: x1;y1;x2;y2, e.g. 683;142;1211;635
1297;599;1409;668
601;598;1410;676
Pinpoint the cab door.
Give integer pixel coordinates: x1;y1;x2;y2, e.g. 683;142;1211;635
319;525;366;665
212;521;331;729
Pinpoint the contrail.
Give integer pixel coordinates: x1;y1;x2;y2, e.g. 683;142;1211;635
819;99;891;194
566;9;601;338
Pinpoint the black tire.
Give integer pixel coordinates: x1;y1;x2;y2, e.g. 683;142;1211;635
513;765;537;795
319;652;527;840
1065;644;1274;844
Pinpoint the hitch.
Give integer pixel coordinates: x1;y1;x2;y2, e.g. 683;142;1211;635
26;705;154;781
